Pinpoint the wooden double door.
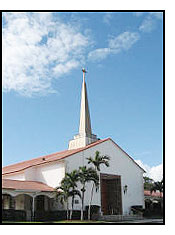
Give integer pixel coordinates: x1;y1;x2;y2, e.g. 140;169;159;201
101;174;122;215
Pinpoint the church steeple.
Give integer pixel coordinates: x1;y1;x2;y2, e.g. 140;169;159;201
68;69;98;150
79;68;92;136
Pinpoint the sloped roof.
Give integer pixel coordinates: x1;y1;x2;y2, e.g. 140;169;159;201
2;179;54;192
144;190;163;198
2;139;108;175
2;138;145;175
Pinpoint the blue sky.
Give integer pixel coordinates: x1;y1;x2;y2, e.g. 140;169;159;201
2;12;163;180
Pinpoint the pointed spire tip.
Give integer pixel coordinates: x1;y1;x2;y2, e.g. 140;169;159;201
82;68;87;73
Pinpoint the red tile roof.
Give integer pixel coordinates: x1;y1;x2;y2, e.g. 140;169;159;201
2;138;145;175
2;179;55;192
2;139;108;175
144;190;163;198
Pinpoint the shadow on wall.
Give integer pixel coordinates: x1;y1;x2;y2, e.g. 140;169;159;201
34;162;64;187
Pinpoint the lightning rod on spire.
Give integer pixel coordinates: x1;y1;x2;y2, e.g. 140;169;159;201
82;68;87;73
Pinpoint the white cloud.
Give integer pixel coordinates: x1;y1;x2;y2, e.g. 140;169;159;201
133;12;163;20
133;12;145;17
2;12;90;97
135;160;163;182
103;13;113;24
88;48;111;62
88;31;140;62
139;16;156;33
134;12;162;33
109;31;140;51
53;60;79;76
149;164;163;182
149;12;163;20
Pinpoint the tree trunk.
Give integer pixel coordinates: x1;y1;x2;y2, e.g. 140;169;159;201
88;182;95;220
66;201;69;220
70;196;74;220
81;191;85;221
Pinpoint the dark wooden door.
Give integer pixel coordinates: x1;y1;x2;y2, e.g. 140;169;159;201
101;174;122;215
101;179;108;214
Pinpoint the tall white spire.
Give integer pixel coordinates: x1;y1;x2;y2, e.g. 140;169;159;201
79;68;92;136
68;69;98;150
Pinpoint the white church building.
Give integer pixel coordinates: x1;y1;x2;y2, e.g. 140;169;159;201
2;69;145;221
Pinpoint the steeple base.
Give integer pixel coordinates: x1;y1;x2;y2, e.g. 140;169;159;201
68;133;99;150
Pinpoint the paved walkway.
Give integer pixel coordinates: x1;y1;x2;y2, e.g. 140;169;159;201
113;218;164;224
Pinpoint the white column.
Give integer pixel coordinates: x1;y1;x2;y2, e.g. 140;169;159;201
32;196;35;221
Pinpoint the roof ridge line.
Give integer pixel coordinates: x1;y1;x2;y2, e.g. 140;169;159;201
2;138;110;175
2;178;50;184
2;149;71;168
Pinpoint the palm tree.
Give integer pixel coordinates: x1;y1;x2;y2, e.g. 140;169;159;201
87;151;110;220
56;176;72;220
151;179;163;197
78;166;99;221
66;170;81;220
56;171;81;220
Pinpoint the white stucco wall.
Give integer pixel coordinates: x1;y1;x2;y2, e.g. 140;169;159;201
34;161;65;188
2;139;144;215
3;161;65;189
25;167;37;181
3;171;25;181
68;135;98;150
65;139;144;214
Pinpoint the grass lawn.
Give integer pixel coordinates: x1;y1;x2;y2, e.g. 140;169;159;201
2;220;106;224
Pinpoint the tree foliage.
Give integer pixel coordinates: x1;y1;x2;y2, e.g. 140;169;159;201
56;171;81;220
78;166;99;221
151;179;163;197
87;151;110;220
143;176;154;190
55;151;110;221
87;151;110;171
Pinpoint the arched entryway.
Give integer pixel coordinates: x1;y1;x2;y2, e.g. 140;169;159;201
34;195;54;221
2;194;14;210
14;194;33;220
2;193;28;221
2;192;55;221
